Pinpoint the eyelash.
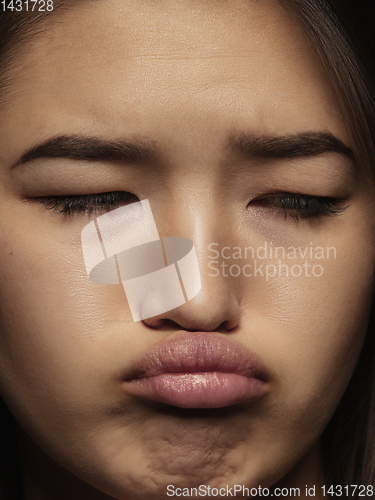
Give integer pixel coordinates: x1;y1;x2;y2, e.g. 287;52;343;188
36;191;347;220
37;191;139;215
251;194;348;220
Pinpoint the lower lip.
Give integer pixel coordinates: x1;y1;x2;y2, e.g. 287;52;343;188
126;372;267;408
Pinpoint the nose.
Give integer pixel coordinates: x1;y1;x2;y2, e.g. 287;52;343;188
143;281;241;332
143;205;242;332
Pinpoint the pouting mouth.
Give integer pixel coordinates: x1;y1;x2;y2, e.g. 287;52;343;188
123;331;270;383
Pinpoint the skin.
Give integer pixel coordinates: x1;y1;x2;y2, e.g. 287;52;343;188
0;0;374;498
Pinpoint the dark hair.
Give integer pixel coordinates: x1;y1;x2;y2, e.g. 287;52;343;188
0;0;375;497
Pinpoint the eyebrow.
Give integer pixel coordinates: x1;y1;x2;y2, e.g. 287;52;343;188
230;132;355;163
13;131;355;169
12;135;160;168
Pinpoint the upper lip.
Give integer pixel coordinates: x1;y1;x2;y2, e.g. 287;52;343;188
124;331;270;382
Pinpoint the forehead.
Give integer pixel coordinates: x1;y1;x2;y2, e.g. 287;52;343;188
1;0;348;162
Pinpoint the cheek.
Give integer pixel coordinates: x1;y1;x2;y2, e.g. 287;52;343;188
0;211;138;443
241;212;375;449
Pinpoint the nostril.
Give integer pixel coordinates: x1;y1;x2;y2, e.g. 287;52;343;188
142;318;182;331
142;295;241;333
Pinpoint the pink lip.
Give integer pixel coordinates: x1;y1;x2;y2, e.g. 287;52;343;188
124;332;270;408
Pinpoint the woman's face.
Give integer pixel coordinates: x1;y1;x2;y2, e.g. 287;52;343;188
0;0;374;498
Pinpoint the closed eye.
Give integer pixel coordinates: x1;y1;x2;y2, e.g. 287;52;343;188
35;191;139;215
249;194;349;221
